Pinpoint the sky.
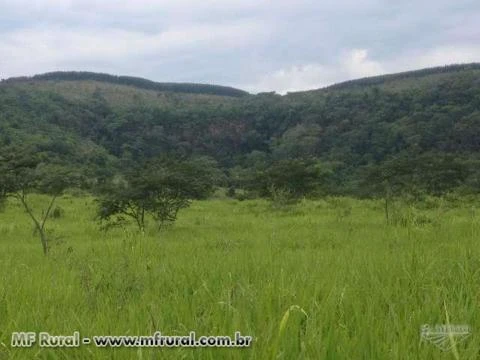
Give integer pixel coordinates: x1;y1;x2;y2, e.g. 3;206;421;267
0;0;479;94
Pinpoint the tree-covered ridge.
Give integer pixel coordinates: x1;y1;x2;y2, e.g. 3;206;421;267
2;71;250;98
304;63;480;93
1;63;480;199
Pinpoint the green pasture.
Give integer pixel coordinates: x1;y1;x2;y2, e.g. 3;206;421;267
0;195;479;359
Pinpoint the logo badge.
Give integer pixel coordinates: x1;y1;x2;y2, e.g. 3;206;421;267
420;324;471;351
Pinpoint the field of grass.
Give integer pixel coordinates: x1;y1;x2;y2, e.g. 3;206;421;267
0;195;479;359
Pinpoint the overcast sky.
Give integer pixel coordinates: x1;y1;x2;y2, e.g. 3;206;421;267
1;0;479;94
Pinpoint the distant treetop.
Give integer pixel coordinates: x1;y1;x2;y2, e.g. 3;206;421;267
2;71;250;98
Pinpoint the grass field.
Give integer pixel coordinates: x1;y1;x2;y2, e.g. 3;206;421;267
0;195;479;359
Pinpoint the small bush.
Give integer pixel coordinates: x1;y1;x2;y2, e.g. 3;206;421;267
270;186;300;210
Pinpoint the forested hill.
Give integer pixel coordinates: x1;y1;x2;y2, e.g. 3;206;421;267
316;63;480;92
2;71;249;97
1;64;480;198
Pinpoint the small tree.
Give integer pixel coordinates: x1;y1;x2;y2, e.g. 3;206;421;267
0;145;79;255
97;156;219;232
96;181;149;232
256;159;323;198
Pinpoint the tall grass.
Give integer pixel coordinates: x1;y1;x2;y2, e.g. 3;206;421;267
0;195;479;359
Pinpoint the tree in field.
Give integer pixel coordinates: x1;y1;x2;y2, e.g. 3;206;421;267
359;151;470;223
97;156;220;232
0;145;79;255
240;158;325;200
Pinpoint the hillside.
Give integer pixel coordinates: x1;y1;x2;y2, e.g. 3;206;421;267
1;64;480;197
320;63;480;92
2;71;249;98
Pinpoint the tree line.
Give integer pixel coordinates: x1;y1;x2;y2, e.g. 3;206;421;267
2;65;480;254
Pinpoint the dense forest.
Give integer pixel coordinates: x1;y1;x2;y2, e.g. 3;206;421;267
1;64;480;201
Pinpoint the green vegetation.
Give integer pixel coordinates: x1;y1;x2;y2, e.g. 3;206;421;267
0;144;81;254
97;156;220;232
3;71;249;97
1;195;479;359
1;64;480;198
2;65;480;358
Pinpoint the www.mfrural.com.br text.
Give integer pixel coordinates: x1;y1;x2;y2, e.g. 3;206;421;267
11;331;253;348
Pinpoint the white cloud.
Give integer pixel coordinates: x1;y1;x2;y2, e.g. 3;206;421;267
0;21;270;78
403;46;480;69
0;0;479;89
245;45;480;94
344;49;385;79
0;0;268;23
245;49;385;94
245;64;332;94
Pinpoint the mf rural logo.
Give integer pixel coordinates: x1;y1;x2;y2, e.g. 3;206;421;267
420;324;471;351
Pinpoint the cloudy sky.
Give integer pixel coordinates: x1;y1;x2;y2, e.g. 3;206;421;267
0;0;479;94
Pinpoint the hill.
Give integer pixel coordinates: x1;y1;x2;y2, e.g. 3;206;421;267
1;65;480;197
320;63;480;92
2;71;249;98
